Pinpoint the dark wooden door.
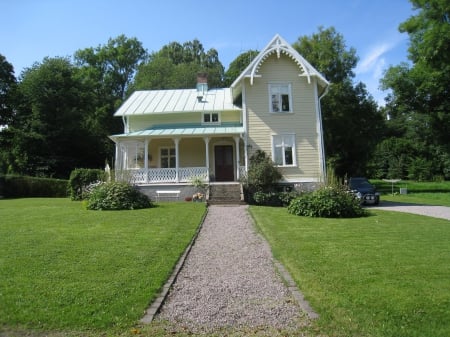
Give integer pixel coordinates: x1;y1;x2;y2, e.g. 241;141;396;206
214;145;234;181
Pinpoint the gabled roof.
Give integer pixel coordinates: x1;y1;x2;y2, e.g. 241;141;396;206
114;88;240;116
230;34;329;98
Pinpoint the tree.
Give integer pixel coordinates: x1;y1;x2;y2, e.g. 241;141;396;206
293;27;385;177
5;57;94;177
378;0;450;179
223;50;259;86
0;54;17;127
74;35;147;101
132;39;225;91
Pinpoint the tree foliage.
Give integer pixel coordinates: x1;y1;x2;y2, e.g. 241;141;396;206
131;39;224;91
375;0;450;180
223;50;259;86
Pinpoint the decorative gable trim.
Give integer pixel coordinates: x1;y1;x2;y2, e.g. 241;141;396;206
230;34;329;96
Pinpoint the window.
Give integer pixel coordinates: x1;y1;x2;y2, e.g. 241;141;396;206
272;135;296;166
160;147;176;168
269;83;292;113
202;112;220;124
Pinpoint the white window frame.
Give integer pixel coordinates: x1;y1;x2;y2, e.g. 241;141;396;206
202;111;220;125
159;147;176;168
269;83;293;113
272;134;297;167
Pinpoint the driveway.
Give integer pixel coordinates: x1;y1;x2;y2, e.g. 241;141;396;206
369;201;450;220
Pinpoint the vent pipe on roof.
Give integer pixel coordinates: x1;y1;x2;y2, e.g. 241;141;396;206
196;72;208;102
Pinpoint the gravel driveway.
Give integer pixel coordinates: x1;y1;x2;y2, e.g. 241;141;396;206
156;205;309;334
370;201;450;220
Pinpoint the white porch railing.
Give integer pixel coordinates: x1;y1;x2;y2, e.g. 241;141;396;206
120;167;209;184
118;166;247;184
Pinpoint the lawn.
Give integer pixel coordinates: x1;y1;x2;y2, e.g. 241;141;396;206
0;198;205;335
249;206;450;337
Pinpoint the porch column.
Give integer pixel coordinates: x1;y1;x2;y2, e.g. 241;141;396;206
234;136;240;180
144;139;150;183
203;137;210;181
174;138;180;182
114;141;120;171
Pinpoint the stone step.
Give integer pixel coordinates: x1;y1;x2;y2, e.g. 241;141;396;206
208;184;244;205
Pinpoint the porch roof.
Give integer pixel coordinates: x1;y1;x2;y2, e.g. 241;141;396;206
110;125;245;141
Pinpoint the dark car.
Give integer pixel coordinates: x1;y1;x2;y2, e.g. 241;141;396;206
348;177;380;205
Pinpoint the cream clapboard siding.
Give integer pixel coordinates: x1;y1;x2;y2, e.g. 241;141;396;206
245;53;321;180
128;110;241;132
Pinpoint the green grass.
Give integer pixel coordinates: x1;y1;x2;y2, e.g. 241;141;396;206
382;192;450;206
371;179;450;194
0;198;205;334
249;206;450;337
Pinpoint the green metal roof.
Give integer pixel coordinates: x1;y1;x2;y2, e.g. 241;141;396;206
110;125;244;141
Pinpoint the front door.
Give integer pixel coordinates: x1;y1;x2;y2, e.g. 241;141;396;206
214;145;234;181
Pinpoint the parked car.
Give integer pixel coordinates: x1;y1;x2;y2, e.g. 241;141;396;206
348;177;380;205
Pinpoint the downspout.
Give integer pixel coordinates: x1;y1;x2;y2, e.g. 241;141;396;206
317;84;329;183
242;83;249;172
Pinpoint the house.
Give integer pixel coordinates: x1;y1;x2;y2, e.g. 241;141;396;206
109;34;329;200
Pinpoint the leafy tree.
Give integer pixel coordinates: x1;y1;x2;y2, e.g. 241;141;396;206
0;54;17;127
293;27;385;177
6;57;94;177
223;50;259;86
74;34;147;100
378;0;450;180
132;39;225;91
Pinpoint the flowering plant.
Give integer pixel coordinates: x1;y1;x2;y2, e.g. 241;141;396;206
192;192;204;201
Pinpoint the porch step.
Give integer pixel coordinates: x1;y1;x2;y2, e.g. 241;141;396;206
207;183;245;205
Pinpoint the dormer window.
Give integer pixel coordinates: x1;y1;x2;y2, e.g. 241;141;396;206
202;112;220;124
269;83;292;113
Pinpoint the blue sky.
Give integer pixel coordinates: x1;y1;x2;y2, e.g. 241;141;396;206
1;0;415;105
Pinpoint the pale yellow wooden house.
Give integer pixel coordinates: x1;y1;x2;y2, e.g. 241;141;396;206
110;34;329;200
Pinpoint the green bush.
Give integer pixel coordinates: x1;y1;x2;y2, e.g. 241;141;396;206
288;185;367;218
68;168;106;200
245;150;282;193
86;182;153;210
2;175;68;198
253;191;301;207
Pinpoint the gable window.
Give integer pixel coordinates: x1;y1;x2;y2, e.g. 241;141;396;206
202;112;220;124
269;83;292;113
160;147;176;168
272;134;296;166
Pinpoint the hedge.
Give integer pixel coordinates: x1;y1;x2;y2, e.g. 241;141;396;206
0;175;68;198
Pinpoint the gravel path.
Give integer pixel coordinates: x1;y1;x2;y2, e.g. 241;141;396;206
156;205;309;333
370;201;450;220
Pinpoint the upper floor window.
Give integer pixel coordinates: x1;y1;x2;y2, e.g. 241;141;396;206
269;83;292;113
272;134;296;166
202;112;220;124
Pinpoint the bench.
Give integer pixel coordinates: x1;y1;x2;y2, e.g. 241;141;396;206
156;190;180;201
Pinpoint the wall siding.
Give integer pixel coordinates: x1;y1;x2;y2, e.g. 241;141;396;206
245;53;322;181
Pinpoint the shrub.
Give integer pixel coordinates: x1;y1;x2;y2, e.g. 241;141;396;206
246;150;282;192
68;168;106;200
2;175;68;198
253;191;301;207
86;182;152;210
288;185;367;218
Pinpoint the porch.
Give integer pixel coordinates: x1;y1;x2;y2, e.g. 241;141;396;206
111;130;248;184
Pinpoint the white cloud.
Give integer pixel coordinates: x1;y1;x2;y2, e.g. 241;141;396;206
356;42;392;75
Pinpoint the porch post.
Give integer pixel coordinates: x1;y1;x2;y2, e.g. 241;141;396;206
234;136;240;180
144;138;149;183
114;141;120;172
203;137;210;181
174;138;180;182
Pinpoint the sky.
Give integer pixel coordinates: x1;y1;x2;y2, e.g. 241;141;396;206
1;0;416;106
